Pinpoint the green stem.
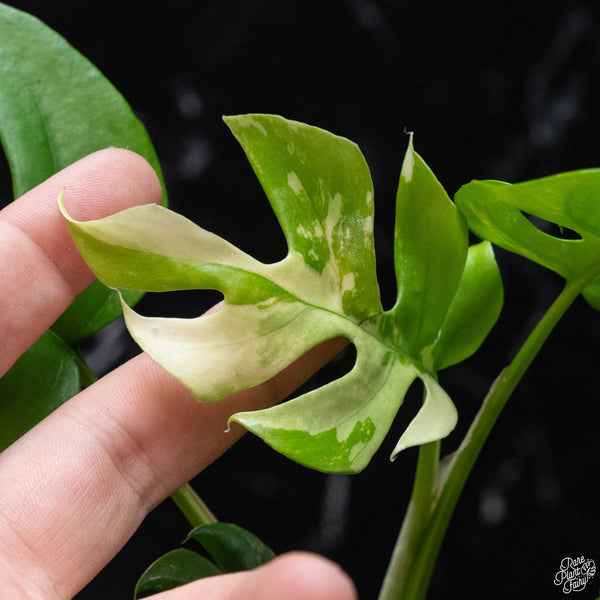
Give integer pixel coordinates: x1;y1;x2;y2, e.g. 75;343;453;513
170;483;218;529
378;279;584;600
378;441;440;600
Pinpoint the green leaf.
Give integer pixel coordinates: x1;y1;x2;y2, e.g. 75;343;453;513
382;135;468;364
0;2;166;342
134;548;222;599
187;522;275;573
432;241;504;370
582;275;600;311
455;171;600;310
0;330;80;451
61;115;503;473
222;114;382;321
133;523;273;598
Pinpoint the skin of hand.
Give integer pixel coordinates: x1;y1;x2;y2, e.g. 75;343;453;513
0;149;357;600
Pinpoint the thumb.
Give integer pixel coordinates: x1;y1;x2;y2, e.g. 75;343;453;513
148;552;357;600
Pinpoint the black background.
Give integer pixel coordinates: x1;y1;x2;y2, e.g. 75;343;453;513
2;1;600;599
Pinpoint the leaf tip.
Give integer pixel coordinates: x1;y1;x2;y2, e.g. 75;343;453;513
400;133;416;183
57;189;70;221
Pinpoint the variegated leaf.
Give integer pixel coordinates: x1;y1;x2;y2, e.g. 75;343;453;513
62;115;503;473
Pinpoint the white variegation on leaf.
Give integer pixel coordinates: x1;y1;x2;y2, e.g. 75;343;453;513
61;114;503;473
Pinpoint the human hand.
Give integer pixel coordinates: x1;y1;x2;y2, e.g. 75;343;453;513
0;149;356;600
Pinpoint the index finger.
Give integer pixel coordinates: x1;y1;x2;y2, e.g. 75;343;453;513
0;148;162;376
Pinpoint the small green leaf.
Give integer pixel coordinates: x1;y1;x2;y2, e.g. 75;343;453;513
432;241;503;370
385;135;468;363
0;331;80;451
134;548;222;599
62;115;503;472
187;522;275;573
0;2;166;341
455;171;600;309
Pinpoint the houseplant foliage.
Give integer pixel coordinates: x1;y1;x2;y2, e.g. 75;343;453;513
134;522;275;598
61;113;600;599
2;3;600;599
60;113;506;597
60;114;504;474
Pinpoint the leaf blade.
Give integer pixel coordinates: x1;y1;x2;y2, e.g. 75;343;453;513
120;298;345;402
455;171;600;297
187;522;275;573
0;3;167;341
432;241;503;370
232;340;419;473
387;137;468;364
134;548;222;598
391;373;457;458
0;331;80;451
224;114;382;321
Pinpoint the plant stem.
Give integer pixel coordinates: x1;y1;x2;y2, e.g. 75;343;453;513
378;441;439;600
378;279;584;600
170;483;218;529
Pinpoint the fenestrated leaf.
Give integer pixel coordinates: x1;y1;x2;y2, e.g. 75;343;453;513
61;115;503;473
0;2;167;343
0;330;80;451
235;336;421;473
186;522;275;573
134;548;222;599
455;171;600;310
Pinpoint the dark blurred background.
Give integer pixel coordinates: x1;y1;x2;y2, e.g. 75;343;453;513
2;1;600;598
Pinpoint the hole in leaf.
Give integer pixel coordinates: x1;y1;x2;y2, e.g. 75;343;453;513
521;211;582;240
135;289;224;318
383;377;424;456
80;318;130;376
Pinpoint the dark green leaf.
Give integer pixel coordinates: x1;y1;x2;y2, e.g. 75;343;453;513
134;548;222;598
0;331;80;451
51;283;143;345
0;2;167;340
187;522;275;573
0;3;168;446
